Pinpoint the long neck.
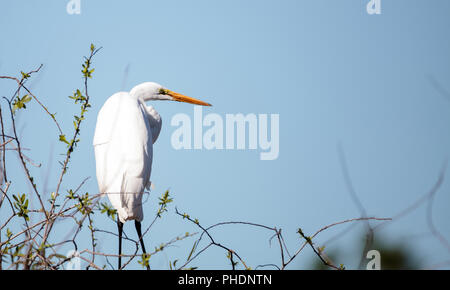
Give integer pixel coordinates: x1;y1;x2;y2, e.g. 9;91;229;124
144;105;162;144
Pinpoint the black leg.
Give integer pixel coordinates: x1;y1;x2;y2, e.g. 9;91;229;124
117;217;123;270
135;220;150;270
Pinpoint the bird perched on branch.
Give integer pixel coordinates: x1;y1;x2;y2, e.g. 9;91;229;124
93;82;211;269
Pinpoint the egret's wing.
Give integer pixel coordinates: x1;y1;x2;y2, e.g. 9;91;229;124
93;93;153;222
93;92;126;146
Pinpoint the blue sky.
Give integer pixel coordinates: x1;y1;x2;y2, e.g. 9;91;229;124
1;0;450;269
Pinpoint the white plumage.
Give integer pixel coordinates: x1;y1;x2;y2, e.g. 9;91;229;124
93;82;211;269
94;90;159;222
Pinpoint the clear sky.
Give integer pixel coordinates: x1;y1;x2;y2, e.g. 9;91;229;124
1;0;449;269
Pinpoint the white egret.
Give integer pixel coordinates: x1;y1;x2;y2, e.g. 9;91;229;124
93;82;211;269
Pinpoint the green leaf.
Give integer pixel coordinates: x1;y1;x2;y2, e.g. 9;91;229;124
6;228;13;239
22;95;32;103
12;95;32;113
21;71;30;79
59;134;70;145
187;240;198;261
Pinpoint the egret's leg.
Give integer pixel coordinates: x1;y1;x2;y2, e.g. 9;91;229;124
135;220;150;270
117;217;123;270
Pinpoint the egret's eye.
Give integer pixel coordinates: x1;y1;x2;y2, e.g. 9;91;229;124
159;88;169;95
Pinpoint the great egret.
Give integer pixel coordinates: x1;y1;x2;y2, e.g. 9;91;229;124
93;82;211;269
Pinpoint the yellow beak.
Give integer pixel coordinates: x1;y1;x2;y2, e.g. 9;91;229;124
167;90;212;106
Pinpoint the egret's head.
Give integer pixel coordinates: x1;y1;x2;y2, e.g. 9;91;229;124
130;82;211;106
